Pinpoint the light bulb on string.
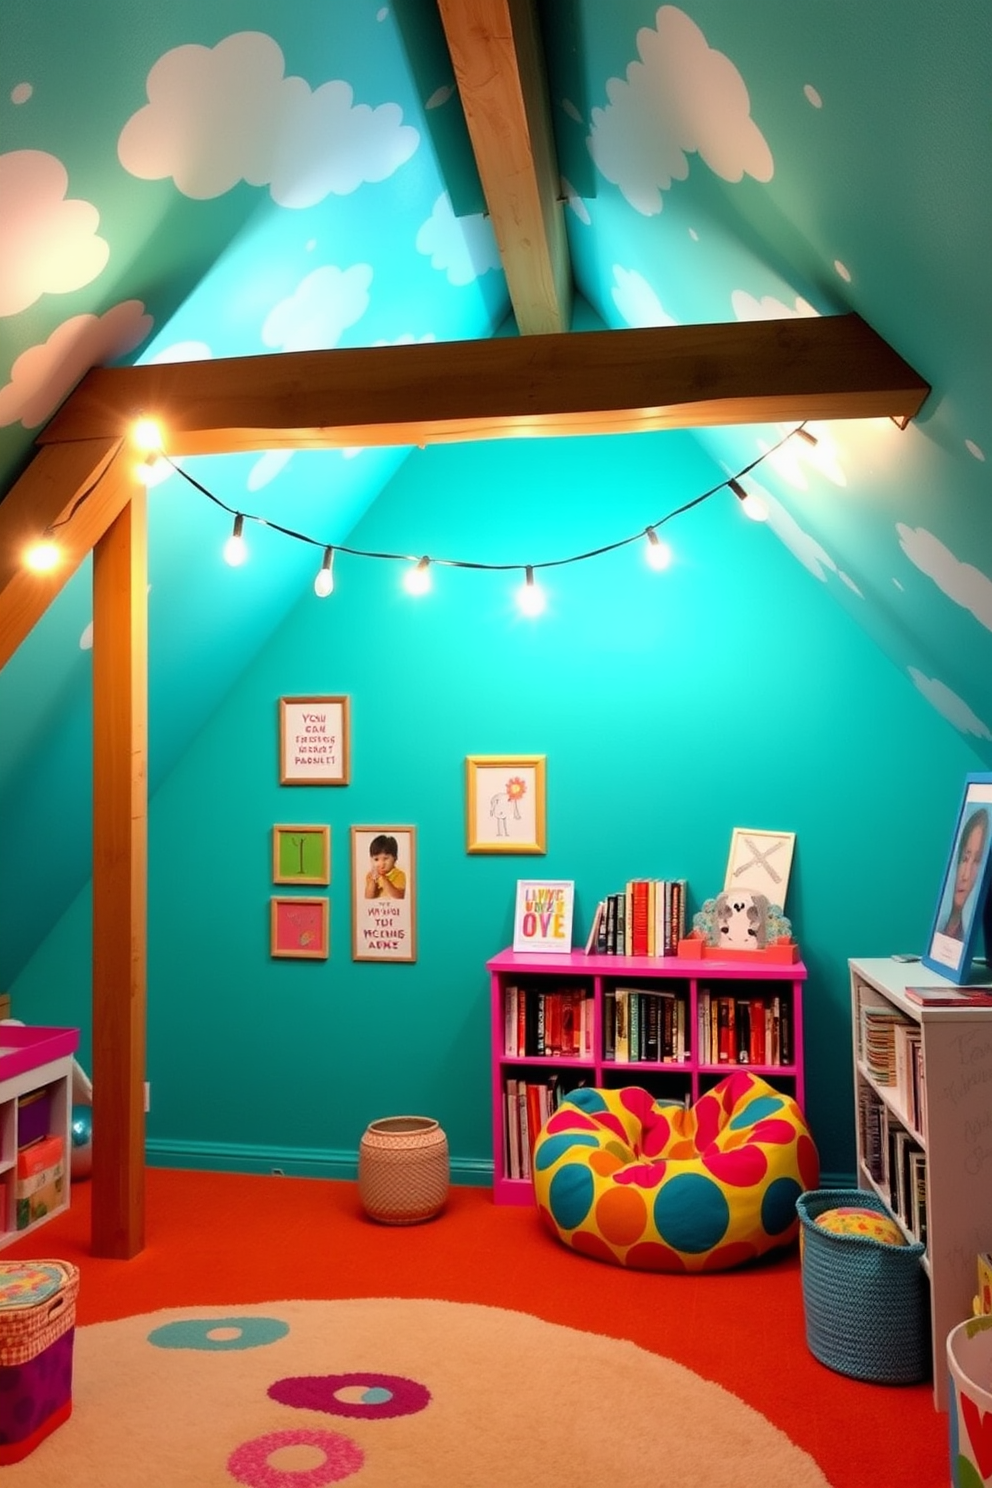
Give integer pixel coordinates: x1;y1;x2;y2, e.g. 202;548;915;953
404;556;432;596
24;537;60;573
793;426;819;448
644;526;672;570
223;514;249;566
314;547;335;598
729;478;768;523
516;565;546;617
132;417;163;454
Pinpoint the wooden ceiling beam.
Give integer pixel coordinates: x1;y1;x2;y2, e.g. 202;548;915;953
436;0;571;334
37;314;929;461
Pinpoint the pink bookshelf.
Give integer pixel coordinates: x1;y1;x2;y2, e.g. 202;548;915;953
488;947;807;1206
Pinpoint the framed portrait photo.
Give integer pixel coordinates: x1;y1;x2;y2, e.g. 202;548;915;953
725;828;796;908
922;773;992;984
279;695;350;785
270;896;329;960
272;825;330;885
351;826;417;963
465;754;546;854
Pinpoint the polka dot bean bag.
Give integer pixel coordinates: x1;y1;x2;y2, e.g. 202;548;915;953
532;1072;820;1271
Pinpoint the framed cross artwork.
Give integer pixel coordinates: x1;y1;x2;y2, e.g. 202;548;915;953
724;828;795;909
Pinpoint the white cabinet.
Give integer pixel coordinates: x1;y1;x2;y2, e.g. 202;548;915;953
0;1027;78;1250
850;957;992;1410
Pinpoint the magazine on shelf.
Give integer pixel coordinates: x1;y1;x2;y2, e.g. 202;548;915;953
904;985;992;1008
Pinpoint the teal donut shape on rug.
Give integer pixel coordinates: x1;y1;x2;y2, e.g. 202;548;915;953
532;1072;819;1271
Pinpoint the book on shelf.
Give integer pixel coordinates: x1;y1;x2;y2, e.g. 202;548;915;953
583;900;605;955
904;985;992;1007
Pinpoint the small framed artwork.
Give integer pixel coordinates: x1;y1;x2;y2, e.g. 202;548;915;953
513;879;574;954
465;754;546;854
351;826;417;962
279;696;350;785
922;773;992;984
725;828;796;908
270;896;329;960
272;825;330;885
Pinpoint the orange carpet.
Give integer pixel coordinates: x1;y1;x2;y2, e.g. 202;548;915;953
3;1170;949;1486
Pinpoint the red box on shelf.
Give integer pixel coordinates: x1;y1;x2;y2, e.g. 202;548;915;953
16;1135;65;1232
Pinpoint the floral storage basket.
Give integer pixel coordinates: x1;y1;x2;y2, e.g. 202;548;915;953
796;1187;930;1384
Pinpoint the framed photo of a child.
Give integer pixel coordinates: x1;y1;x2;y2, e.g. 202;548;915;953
922;773;992;984
351;826;417;962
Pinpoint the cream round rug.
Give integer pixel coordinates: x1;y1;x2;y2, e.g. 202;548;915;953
4;1298;833;1487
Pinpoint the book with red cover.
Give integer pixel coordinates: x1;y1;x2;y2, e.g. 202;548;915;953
904;985;992;1007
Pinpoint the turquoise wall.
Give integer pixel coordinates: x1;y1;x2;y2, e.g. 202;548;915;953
11;425;985;1181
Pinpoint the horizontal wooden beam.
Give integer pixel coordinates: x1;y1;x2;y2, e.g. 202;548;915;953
437;0;571;334
0;437;124;668
39;314;929;459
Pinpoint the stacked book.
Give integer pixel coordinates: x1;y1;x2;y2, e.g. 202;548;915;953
584;879;687;957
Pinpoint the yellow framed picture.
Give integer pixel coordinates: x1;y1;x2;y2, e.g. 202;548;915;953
465;754;546;854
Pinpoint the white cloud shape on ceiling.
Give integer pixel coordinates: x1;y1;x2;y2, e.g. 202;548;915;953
0;300;152;429
416;194;501;285
147;340;212;363
908;668;992;739
0;150;109;316
262;263;372;352
118;32;419;208
611;266;675;326
897;524;992;632
731;290;817;321
588;6;773;216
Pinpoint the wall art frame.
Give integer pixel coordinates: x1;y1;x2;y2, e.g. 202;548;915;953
272;824;330;885
512;878;574;953
922;772;992;984
724;828;796;908
270;896;330;960
351;825;417;963
465;754;546;854
279;695;350;785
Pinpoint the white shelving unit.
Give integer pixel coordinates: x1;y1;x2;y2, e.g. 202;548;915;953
850;956;992;1410
0;1027;78;1250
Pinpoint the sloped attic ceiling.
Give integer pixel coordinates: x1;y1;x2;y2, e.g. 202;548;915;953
1;5;990;906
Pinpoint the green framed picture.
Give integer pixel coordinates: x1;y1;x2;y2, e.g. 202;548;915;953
272;824;330;885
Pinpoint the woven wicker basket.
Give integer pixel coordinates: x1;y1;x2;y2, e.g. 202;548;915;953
796;1188;930;1384
358;1116;449;1226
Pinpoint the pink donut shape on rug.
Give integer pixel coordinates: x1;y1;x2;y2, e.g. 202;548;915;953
532;1071;819;1271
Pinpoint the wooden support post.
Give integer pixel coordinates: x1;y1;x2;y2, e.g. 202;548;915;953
91;476;147;1258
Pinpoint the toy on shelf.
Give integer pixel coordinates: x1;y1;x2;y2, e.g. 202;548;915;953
679;891;799;964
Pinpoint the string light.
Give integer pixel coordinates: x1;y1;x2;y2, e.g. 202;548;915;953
403;556;432;596
223;513;248;566
314;546;335;597
516;565;546;617
728;477;769;523
24;538;60;572
644;526;672;570
54;421;821;609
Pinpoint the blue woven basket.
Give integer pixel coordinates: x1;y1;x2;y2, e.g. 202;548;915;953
796;1187;930;1384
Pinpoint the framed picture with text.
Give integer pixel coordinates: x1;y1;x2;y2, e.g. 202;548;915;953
272;825;330;885
351;826;417;963
922;773;992;984
512;879;574;953
270;896;329;960
279;695;350;785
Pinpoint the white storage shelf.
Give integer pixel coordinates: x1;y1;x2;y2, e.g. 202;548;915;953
0;1027;78;1250
850;957;992;1411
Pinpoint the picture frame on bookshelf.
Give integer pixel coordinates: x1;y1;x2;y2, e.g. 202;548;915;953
725;828;795;907
351;825;417;962
465;754;546;854
921;773;992;985
512;879;574;953
279;695;350;785
272;825;330;885
270;896;329;960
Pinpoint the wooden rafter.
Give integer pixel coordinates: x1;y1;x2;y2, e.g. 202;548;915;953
436;0;571;334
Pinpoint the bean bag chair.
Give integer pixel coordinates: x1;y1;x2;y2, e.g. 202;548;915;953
532;1071;819;1271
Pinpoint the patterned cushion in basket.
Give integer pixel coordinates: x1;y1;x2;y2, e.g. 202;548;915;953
813;1206;905;1246
532;1070;820;1271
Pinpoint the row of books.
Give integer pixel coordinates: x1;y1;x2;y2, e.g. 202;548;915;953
605;986;688;1063
503;1074;581;1180
858;1000;927;1134
584;879;687;957
696;990;793;1067
858;1086;928;1245
503;984;593;1059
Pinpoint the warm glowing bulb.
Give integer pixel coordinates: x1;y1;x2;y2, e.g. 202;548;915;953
403;557;432;596
645;528;672;570
314;547;335;597
516;566;546;617
132;418;163;453
223;514;248;566
135;452;170;487
25;539;60;572
729;478;769;523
